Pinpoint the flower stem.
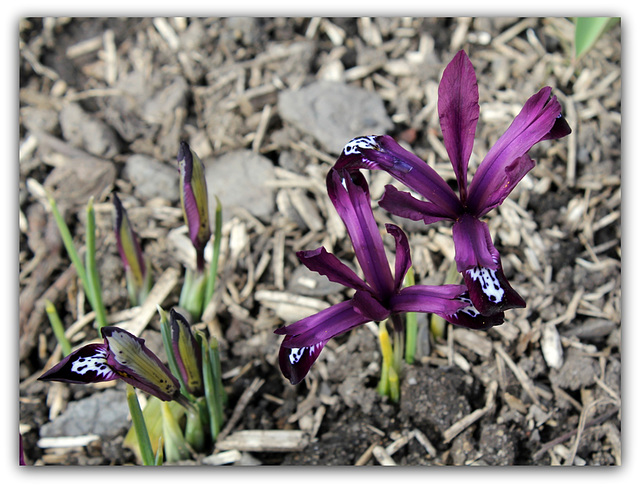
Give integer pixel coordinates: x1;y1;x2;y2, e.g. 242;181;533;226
431;260;460;339
179;267;206;322
403;267;418;364
125;385;155;466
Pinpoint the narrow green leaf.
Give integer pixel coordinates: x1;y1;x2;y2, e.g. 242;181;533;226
574;17;619;60
126;385;155;466
204;196;223;307
47;194;93;309
161;401;191;462
85;197;108;330
123;396;185;464
199;333;221;440
44;300;71;357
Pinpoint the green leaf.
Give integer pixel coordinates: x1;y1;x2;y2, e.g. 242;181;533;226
574;17;620;60
125;385;155;466
45;300;72;357
85;197;108;330
123;396;185;464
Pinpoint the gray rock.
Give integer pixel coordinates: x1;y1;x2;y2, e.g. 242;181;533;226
59;102;120;158
278;81;393;154
21;106;59;133
40;389;130;439
205;150;276;221
123;154;179;202
550;348;599;390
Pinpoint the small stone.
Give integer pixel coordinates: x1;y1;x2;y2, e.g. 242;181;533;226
205;150;276;221
39;389;130;439
549;349;599;391
123;154;179;202
566;318;617;341
59;102;120;158
278;80;393;154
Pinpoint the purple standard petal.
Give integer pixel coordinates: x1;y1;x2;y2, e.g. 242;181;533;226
379;185;452;225
472;153;536;217
384;224;412;291
467;88;568;215
296;247;370;294
335;135;463;218
438;50;479;202
451;214;498;272
326;168;395;300
278;337;327;385
274;300;370;349
102;326;182;403
38;343;117;384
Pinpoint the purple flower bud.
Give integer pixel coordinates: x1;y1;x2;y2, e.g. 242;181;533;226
178;141;211;272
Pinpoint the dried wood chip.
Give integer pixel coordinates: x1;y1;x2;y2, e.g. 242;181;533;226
38;434;100;449
201;449;242;466
215;430;310;452
372;445;396;466
541;323;564;370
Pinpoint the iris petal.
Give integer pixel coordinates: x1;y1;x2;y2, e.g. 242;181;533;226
102;326;181;402
463;261;526;315
438;50;479;201
170;310;204;396
385;224;412;291
327;168;395;299
278;337;327;385
38;343;117;384
446;292;505;330
296;247;370;294
274;301;369;349
379;185;452;225
451;214;498;271
467;88;565;214
335;135;464;218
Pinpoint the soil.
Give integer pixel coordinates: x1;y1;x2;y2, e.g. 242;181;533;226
19;17;621;466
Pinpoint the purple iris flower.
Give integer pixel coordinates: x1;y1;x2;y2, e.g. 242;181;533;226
334;50;571;316
39;326;189;408
275;167;503;385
